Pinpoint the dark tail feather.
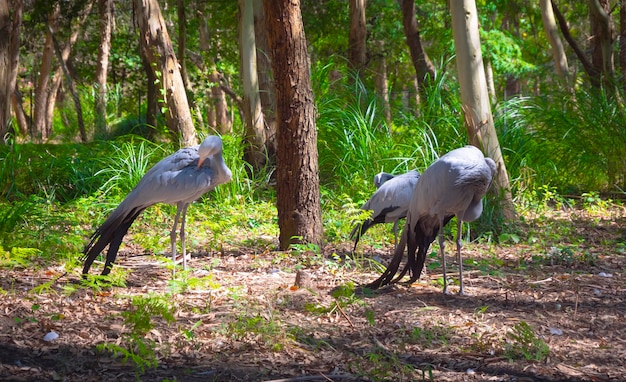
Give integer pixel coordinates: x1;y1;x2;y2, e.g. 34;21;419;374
368;214;455;289
350;219;375;252
82;207;145;275
366;224;408;289
402;215;454;285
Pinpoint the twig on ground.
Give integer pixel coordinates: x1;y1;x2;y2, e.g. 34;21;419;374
335;303;354;327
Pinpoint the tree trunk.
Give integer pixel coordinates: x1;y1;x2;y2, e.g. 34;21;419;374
239;0;267;171
450;0;515;220
254;0;277;163
95;0;112;139
177;0;189;89
135;0;197;147
540;0;569;82
198;4;231;133
348;0;367;74
45;3;92;142
373;41;392;127
263;0;323;250
484;60;496;104
401;0;435;92
49;27;87;142
551;1;599;86
621;1;626;94
589;0;614;85
32;7;58;142
211;70;231;133
11;90;29;136
0;0;22;143
140;50;158;138
177;0;204;131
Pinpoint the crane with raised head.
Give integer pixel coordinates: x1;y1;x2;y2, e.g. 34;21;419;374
367;146;496;294
350;170;420;252
82;135;232;276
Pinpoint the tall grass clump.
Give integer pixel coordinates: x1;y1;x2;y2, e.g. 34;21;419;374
95;136;164;200
505;87;626;196
0;139;104;202
313;59;465;201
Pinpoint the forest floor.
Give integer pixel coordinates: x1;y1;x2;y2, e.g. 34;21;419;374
1;206;625;381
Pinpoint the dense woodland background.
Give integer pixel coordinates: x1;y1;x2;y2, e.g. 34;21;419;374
1;0;625;201
1;1;626;381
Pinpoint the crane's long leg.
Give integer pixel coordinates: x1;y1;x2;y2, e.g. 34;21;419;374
456;219;465;295
171;203;183;273
180;203;189;270
392;220;399;250
439;215;448;294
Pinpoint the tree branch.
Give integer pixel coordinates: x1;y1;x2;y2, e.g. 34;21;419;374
552;1;600;86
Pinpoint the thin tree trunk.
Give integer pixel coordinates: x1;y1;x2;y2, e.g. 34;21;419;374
0;0;22;143
253;0;277;162
348;0;367;74
540;0;569;82
177;0;189;89
178;0;204;132
211;71;231;133
400;0;435;92
450;0;515;220
49;27;87;142
11;90;29;135
95;0;112;139
32;7;58;142
239;0;267;170
589;0;614;84
135;0;197;147
263;0;323;249
45;3;92;142
551;1;599;86
140;51;158;138
374;41;392;127
197;4;230;133
621;1;626;93
484;60;496;104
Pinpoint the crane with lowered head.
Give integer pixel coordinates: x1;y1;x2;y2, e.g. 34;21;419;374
82;135;232;276
350;170;420;252
367;146;496;294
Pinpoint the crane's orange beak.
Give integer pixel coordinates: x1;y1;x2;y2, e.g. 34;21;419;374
197;157;205;169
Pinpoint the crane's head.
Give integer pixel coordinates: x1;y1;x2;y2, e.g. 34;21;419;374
197;135;223;168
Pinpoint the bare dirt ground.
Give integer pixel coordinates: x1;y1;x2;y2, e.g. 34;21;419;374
1;207;625;381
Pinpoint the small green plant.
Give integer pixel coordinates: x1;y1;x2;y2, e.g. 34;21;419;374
305;282;362;315
80;269;129;292
0;247;42;269
408;324;452;348
581;191;611;211
504;321;549;361
167;271;220;294
97;294;176;377
531;245;596;267
352;346;418;381
225;312;291;351
181;320;203;340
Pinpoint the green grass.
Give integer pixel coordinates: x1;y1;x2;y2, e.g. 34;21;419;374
497;87;626;196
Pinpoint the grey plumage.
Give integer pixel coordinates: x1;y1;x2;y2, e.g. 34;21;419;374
373;172;395;189
367;146;496;294
350;170;420;251
82;135;232;276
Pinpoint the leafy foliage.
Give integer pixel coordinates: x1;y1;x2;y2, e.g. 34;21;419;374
505;321;550;362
